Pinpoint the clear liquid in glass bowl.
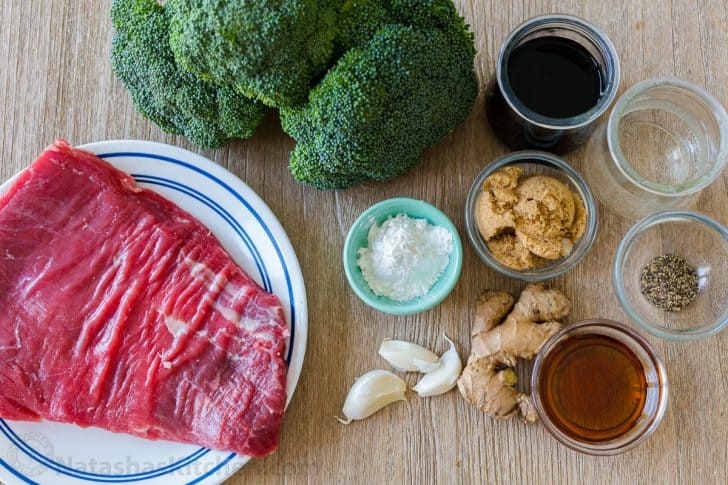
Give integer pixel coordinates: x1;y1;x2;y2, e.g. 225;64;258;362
585;78;728;219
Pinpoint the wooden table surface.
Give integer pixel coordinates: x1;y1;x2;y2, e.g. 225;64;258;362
1;1;727;483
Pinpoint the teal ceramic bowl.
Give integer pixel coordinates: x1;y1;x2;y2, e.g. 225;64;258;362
343;198;463;315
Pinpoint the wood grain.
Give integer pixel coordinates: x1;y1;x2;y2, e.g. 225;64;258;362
1;1;727;483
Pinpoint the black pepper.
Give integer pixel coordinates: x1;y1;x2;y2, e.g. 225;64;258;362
640;255;698;312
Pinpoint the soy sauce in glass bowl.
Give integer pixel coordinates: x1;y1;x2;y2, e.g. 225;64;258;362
484;14;620;154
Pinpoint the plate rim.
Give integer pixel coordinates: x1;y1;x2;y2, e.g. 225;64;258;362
0;139;308;485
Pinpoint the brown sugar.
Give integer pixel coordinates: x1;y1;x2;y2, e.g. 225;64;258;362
476;167;586;269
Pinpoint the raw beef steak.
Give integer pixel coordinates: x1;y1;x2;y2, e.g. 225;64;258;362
0;140;289;457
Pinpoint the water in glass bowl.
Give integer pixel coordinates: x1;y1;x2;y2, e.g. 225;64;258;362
616;95;713;191
585;78;728;219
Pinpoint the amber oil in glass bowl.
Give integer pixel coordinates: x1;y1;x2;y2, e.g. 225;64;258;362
537;333;646;442
531;320;667;455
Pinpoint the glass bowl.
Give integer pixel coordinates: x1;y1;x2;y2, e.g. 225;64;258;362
343;198;463;316
465;151;598;281
531;320;668;455
585;77;728;219
613;210;728;341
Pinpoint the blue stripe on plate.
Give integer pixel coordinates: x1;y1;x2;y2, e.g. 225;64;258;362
0;457;40;485
0;419;210;478
184;454;237;485
0;420;211;482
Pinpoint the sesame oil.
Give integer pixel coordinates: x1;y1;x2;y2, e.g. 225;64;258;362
537;334;648;442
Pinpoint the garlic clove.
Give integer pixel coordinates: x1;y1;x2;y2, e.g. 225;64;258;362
411;359;440;373
378;339;441;373
412;335;463;397
338;370;407;424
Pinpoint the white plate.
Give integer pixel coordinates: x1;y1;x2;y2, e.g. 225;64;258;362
0;140;308;485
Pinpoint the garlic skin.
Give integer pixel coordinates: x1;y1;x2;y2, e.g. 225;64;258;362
412;335;463;397
378;339;440;373
338;370;407;423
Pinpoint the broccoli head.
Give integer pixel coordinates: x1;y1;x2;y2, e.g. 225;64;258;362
110;0;266;150
167;0;339;108
281;6;478;190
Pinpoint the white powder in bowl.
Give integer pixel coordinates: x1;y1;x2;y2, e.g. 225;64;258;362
357;213;454;302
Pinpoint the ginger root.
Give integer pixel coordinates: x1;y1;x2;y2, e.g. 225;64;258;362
457;283;570;422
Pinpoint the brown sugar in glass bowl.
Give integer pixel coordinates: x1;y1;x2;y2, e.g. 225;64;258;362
465;150;598;281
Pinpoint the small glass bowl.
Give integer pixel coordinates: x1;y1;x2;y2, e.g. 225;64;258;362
613;210;728;341
465;151;598;281
343;198;463;316
531;320;668;455
585;77;728;219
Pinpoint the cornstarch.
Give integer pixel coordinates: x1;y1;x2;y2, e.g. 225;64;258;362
357;213;453;301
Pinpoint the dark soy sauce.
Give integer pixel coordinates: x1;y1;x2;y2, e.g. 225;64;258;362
485;36;605;152
507;37;603;118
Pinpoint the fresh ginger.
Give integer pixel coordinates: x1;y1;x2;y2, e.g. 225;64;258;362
457;283;571;422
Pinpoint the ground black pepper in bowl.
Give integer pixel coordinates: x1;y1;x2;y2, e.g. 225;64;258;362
640;255;698;312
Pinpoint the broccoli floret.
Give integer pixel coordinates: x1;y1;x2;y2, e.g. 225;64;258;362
384;0;469;31
167;0;339;108
110;0;266;150
333;0;475;55
281;9;477;190
289;147;370;190
333;0;391;55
